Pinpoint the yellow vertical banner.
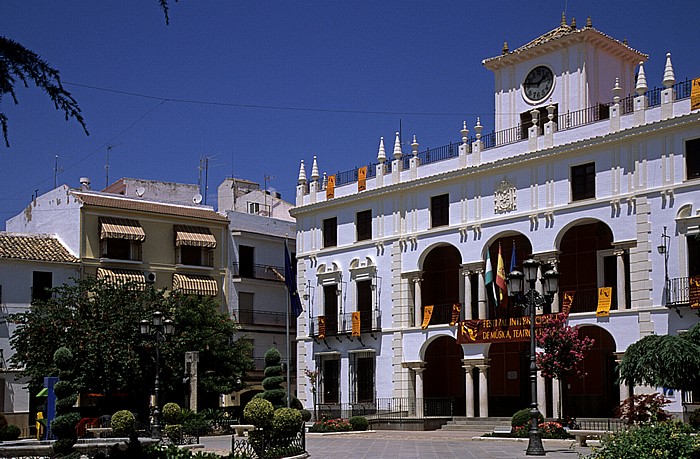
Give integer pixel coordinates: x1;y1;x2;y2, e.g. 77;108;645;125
326;175;336;199
596;287;612;316
689;276;700;309
352;312;361;336
318;316;326;339
421;305;434;329
562;291;575;315
691;78;700;111
357;166;367;192
450;303;461;326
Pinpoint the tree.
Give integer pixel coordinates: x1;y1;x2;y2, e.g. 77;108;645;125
536;314;595;419
618;323;700;391
536;314;595;380
1;2;175;147
0;36;88;147
9;276;252;414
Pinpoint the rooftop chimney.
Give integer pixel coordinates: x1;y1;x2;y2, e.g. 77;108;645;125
79;177;91;190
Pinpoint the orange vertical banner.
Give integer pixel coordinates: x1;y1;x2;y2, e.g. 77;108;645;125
690;276;700;309
596;287;612;317
326;175;336;199
421;305;434;329
352;312;361;336
450;303;461;326
691;78;700;111
318;316;326;339
358;166;367;192
561;291;575;315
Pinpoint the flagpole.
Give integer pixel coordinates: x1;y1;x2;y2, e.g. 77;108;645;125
285;235;291;408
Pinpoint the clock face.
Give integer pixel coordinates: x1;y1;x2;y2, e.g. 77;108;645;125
523;65;554;104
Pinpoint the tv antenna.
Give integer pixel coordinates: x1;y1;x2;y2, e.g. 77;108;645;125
198;154;221;205
264;174;275;216
106;143;122;188
53;155;64;188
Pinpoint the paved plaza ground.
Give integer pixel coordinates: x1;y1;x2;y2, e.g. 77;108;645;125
199;429;597;458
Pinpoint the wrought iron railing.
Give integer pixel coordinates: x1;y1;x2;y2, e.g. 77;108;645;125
422;303;458;326
315;398;453;421
231;426;306;459
667;276;690;306
236;308;288;327
328;78;694;189
309;310;381;337
231;263;285;281
576;418;627;432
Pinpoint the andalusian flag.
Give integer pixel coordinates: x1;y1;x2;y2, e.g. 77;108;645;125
496;243;508;308
485;247;497;312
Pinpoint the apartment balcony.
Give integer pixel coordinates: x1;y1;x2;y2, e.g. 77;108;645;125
309;310;381;338
236;308;295;328
666;277;698;308
231;263;285;281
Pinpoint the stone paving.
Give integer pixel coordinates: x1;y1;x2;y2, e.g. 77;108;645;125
199;429;598;458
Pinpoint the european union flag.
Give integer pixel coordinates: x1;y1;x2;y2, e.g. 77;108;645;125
285;244;303;318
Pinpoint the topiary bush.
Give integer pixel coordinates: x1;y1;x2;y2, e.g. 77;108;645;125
162;402;183;425
164;424;182;444
111;410;136;437
50;347;79;456
244;398;274;429
272;408;302;436
299;409;312;422
349;416;369;431
511;408;544;428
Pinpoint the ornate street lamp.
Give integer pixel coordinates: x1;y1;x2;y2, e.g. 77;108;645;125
657;226;670;305
140;311;175;439
508;259;559;456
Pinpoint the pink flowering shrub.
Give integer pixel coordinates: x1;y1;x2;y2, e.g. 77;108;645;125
536;314;594;379
512;421;569;439
308;417;352;433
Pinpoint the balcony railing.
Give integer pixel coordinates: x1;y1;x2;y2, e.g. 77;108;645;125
422;303;458;326
315;398;453;421
330;78;694;189
236;308;292;327
667;277;691;307
231;263;284;281
309;310;381;337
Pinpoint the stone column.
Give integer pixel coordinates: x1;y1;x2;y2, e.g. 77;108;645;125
614;352;631;402
185;351;199;412
415;367;425;418
477;364;489;418
615;249;628;310
413;278;423;327
463;270;472;320
464;364;475;417
477;269;487;320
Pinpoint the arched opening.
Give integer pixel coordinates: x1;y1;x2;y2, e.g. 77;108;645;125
487;341;530;416
563;326;618;417
558;221;627;312
422;245;461;325
485;235;533;318
424;336;465;416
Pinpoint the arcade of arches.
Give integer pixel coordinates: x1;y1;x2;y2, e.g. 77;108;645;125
413;221;629;418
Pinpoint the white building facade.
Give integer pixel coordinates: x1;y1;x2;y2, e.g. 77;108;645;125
292;18;700;420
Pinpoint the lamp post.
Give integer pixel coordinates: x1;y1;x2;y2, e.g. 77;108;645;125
140;311;175;439
507;259;560;456
657;226;670;304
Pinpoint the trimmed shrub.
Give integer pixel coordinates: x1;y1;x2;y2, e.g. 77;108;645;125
272;408;302;436
689;408;700;430
244;398;274;428
162;402;183;425
511;408;544;428
2;424;21;441
349;416;369;431
164;424;182;444
300;409;312;422
111;410;136;437
309;417;352;433
182;409;211;436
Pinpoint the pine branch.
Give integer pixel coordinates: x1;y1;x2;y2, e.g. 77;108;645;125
0;36;88;147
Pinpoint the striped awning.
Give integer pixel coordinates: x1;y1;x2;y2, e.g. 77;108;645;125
174;225;217;248
97;268;146;290
99;217;146;241
172;273;218;296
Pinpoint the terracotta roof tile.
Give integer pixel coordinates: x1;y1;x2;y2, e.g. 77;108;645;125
73;192;229;223
0;233;78;263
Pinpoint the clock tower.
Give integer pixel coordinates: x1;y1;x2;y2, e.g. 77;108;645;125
482;14;647;133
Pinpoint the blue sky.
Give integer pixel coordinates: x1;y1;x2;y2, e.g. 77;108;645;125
2;1;699;228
